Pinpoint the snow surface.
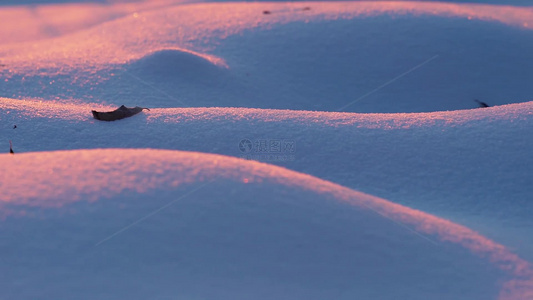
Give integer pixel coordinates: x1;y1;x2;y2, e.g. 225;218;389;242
1;1;533;112
1;149;532;300
1;1;532;299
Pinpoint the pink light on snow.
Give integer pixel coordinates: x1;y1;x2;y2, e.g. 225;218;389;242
0;149;532;299
0;2;531;76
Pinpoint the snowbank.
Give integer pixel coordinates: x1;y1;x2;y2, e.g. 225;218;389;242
1;149;532;300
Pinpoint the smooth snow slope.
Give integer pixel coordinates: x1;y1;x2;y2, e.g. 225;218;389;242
1;149;532;300
2;98;532;262
1;2;533;112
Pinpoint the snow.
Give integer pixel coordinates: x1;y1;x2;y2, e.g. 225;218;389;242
1;149;531;300
2;2;533;112
1;1;532;299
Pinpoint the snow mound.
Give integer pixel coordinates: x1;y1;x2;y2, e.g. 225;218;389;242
1;149;532;300
2;97;532;260
1;2;533;111
123;48;229;106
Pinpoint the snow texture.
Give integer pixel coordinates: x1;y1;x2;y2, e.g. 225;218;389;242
0;1;532;299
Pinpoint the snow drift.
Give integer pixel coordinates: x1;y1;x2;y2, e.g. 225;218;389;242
1;2;533;112
1;149;532;300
